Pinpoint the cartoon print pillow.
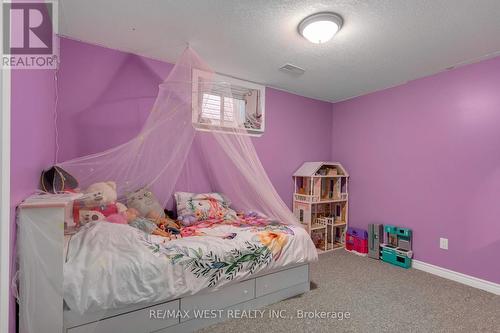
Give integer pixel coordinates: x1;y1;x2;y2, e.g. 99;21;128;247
175;192;237;224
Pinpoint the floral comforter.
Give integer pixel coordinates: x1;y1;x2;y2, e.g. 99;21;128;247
63;218;317;314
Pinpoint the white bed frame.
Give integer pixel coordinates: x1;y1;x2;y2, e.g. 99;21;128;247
18;195;311;333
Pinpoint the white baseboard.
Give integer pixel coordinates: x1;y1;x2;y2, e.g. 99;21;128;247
412;260;500;295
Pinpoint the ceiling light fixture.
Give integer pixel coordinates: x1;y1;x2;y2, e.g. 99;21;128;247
298;12;343;44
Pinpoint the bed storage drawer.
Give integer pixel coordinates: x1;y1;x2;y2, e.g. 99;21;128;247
180;279;255;322
256;264;309;297
67;299;179;333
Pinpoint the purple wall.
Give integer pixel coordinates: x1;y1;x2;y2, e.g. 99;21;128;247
10;70;56;332
255;88;333;206
11;37;499;333
331;56;500;284
57;38;333;207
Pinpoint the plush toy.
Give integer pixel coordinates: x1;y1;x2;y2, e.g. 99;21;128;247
125;208;172;238
79;209;106;226
178;214;197;226
106;213;128;224
83;181;127;217
79;210;129;226
126;188;165;218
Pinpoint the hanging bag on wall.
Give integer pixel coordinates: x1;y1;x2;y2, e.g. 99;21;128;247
40;166;79;193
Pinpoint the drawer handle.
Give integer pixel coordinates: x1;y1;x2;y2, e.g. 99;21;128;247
243;289;248;294
264;284;268;289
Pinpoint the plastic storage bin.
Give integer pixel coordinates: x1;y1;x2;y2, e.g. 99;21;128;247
346;227;368;254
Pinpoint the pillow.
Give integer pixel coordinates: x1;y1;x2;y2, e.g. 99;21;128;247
175;192;236;224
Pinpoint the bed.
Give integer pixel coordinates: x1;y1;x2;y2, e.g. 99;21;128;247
18;195;318;333
64;218;317;314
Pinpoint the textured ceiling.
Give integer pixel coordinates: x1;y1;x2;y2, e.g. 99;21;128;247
59;0;500;102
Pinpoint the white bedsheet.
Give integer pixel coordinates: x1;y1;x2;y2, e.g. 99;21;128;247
64;221;317;314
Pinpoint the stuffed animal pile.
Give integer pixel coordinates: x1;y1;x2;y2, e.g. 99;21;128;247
75;182;180;240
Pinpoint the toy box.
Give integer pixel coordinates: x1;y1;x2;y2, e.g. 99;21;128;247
345;227;368;254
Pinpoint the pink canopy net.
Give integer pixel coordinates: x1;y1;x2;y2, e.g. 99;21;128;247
17;47;317;333
57;47;299;226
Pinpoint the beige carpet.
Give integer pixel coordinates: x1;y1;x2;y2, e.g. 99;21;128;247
198;250;500;332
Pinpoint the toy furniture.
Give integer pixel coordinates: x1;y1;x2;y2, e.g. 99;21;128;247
380;225;413;268
368;223;384;259
345;227;368;254
293;162;349;253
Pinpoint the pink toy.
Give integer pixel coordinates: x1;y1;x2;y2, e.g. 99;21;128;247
106;213;128;224
94;203;120;217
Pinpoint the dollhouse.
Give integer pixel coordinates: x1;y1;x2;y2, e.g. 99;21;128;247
293;162;349;253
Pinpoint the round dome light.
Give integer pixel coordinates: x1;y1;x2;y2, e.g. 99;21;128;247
298;12;343;44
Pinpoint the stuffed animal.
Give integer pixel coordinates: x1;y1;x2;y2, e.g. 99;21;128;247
106;213;128;224
79;209;129;226
178;214;197;226
79;209;106;226
83;181;127;217
126;188;165;218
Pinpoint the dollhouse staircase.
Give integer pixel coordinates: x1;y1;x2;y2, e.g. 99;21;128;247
293;162;349;253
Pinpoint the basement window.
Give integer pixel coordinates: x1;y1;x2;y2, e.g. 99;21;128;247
192;69;265;136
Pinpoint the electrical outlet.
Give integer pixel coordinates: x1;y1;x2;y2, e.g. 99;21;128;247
440;238;448;250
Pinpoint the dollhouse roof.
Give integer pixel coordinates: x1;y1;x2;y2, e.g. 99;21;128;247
293;162;349;177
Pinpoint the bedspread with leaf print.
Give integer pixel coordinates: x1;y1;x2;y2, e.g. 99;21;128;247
63;219;317;314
